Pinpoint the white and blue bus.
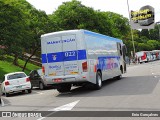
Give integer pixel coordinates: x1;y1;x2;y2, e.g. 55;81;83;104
41;29;127;93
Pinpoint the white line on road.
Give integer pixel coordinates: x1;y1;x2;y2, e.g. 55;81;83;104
34;91;44;95
1;98;5;107
37;100;80;120
51;100;80;111
0;98;9;107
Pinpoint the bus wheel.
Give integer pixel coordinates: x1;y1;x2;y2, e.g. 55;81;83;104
94;71;102;90
57;84;71;93
117;67;123;80
117;75;122;80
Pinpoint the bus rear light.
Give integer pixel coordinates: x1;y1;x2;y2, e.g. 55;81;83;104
42;66;45;74
82;61;88;72
5;81;10;86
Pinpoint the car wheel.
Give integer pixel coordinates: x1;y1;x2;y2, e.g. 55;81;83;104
27;89;32;93
117;67;123;80
39;82;45;90
22;90;25;93
94;71;102;90
4;88;10;97
5;92;10;97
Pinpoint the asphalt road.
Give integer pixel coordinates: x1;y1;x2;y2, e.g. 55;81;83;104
1;61;160;120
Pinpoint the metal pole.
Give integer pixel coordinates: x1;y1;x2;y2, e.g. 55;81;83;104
159;25;160;40
156;22;160;40
127;0;136;57
158;24;160;40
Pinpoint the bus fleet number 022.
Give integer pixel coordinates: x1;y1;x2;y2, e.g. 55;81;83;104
64;51;76;57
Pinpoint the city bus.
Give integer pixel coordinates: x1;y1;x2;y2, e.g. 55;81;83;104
41;30;127;93
135;51;152;63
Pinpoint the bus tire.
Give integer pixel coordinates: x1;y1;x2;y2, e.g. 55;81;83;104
94;71;102;90
117;66;123;80
117;75;122;80
57;84;71;93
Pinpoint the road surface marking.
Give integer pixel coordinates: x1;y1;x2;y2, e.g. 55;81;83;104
51;100;80;111
1;98;5;107
37;100;80;120
34;91;44;95
0;98;9;106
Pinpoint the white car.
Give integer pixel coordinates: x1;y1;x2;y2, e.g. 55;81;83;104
1;72;32;97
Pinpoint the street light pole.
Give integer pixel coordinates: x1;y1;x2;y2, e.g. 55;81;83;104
127;0;136;58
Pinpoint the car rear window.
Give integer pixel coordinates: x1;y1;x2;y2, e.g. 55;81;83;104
7;73;26;80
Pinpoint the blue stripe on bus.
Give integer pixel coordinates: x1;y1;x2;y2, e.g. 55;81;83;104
47;52;63;63
41;49;87;63
41;54;47;63
78;50;87;60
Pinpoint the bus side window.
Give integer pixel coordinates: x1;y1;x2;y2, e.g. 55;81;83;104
117;43;122;56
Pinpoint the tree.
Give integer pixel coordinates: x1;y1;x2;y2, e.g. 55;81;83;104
102;12;130;38
0;1;28;65
2;0;56;70
51;0;96;29
147;40;160;50
137;43;152;51
140;29;150;39
51;0;112;35
22;9;49;71
149;24;160;40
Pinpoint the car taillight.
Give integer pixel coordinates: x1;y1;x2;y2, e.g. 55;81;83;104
82;61;88;72
26;77;30;82
5;81;10;86
42;66;45;74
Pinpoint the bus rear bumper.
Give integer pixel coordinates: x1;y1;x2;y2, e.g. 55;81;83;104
43;74;90;85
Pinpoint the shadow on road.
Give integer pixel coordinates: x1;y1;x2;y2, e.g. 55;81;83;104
57;75;159;97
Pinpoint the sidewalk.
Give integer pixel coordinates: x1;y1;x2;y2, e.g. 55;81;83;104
126;63;137;67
